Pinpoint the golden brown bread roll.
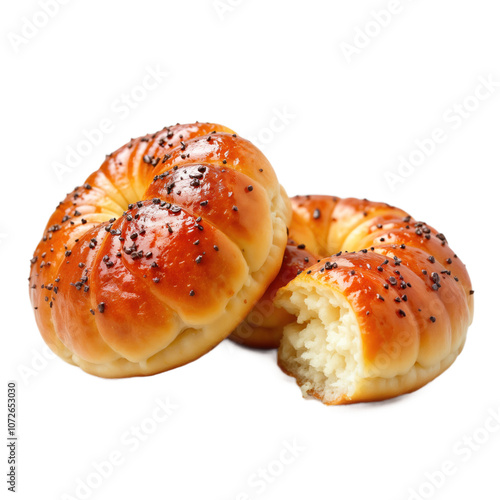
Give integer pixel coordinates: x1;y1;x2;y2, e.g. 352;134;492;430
275;196;474;404
230;241;317;349
29;122;291;378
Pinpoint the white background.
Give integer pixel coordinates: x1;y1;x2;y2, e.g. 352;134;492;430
1;1;499;499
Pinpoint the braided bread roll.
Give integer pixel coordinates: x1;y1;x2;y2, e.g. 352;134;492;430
275;195;473;404
226;196;473;404
29;123;291;378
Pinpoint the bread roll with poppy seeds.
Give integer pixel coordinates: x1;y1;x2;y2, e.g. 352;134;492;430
29;122;291;378
275;196;474;404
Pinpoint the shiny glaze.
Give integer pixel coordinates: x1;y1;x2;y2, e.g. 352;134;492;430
289;195;407;255
92;122;234;205
145;161;272;272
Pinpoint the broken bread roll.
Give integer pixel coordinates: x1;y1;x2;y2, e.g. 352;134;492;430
276;196;474;404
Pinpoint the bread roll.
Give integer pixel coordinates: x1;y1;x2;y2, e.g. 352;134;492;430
29;123;291;378
275;196;474;404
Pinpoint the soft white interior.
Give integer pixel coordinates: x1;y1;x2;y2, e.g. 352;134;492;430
279;285;363;403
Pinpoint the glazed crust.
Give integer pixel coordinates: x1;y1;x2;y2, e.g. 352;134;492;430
276;196;474;404
29;123;291;377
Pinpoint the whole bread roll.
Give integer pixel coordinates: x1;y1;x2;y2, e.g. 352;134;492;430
29;123;291;378
276;196;474;404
